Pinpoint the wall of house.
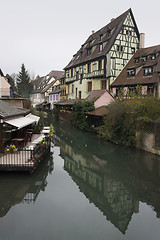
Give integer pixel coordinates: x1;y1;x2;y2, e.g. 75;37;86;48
0;76;10;97
109;12;139;85
31;93;45;107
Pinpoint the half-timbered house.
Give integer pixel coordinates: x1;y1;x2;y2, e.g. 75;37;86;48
111;44;160;97
64;8;140;99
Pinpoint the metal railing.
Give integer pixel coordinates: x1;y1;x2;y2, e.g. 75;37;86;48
0;143;50;172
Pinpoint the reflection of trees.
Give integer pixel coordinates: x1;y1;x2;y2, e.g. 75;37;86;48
56;121;160;233
0;152;54;218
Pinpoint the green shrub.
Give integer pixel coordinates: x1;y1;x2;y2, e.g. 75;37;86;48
70;101;95;131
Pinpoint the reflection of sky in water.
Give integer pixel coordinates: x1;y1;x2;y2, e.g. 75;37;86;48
0;135;160;239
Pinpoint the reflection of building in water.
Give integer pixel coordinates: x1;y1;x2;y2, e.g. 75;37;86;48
0;152;54;218
60;140;137;234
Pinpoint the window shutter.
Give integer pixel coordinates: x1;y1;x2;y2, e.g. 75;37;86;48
86;64;88;74
102;59;104;69
97;61;99;70
91;62;93;72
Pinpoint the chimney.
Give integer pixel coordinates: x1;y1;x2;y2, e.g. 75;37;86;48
111;18;115;22
92;30;95;34
139;33;145;49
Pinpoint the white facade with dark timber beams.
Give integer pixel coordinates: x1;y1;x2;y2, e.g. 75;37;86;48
64;9;140;99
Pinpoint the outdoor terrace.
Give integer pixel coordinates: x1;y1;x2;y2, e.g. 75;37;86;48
0;129;51;173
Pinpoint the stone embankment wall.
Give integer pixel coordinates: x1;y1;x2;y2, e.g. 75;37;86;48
136;122;160;156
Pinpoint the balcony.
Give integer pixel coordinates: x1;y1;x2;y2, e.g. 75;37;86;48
65;75;76;83
0;132;51;173
84;70;105;79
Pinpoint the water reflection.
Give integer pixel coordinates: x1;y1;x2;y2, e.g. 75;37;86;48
54;122;160;234
0;151;54;218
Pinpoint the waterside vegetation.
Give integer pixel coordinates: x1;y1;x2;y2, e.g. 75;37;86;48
69;93;160;147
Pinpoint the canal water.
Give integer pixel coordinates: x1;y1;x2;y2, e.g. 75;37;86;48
0;121;160;240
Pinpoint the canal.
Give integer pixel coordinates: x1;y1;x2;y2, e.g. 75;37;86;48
0;121;160;240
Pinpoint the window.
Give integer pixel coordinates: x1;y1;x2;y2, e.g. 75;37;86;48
117;45;123;52
100;34;103;41
126;30;132;35
87;48;92;56
98;60;102;70
147;85;154;95
151;54;156;60
76;71;79;81
88;63;91;73
89;41;92;47
131;47;135;54
144;67;153;76
80;74;83;84
134;58;139;63
127;68;135;77
99;43;103;52
79;91;81;99
71;69;73;77
76;88;78;98
142;56;147;62
101;80;106;89
88;82;92;92
72;84;74;93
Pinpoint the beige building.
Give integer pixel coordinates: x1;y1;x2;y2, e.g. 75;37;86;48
64;9;140;100
0;69;11;98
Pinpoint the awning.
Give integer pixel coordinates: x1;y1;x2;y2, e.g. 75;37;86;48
4;114;40;129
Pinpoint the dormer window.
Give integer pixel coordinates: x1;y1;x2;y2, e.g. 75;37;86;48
144;67;153;76
127;68;135;77
134;58;139;63
151;54;156;60
142;56;147;62
100;34;103;41
89;41;92;47
87;48;92;56
99;43;103;52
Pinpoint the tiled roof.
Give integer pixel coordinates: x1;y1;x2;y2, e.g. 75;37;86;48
0;100;30;119
86;90;106;101
55;99;84;106
49;89;62;95
87;106;108;116
32;70;64;94
64;8;139;69
48;70;64;80
111;44;160;87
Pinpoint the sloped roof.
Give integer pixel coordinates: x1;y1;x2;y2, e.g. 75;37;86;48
0;69;4;77
111;44;160;87
86;90;114;101
32;70;64;94
64;8;139;69
86;90;106;101
54;99;84;106
0;100;30;119
48;70;64;80
87;106;108;116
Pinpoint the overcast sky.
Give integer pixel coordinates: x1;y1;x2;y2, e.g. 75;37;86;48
0;0;160;78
